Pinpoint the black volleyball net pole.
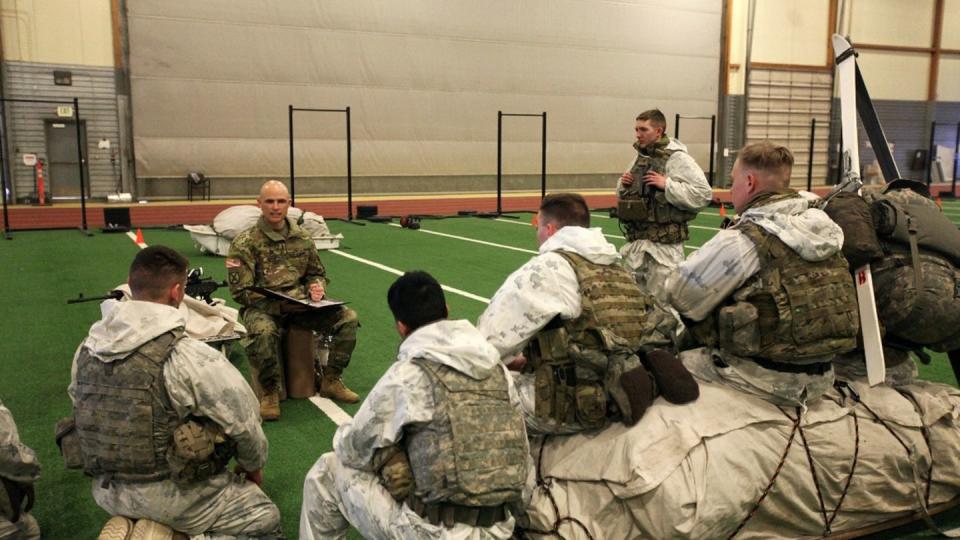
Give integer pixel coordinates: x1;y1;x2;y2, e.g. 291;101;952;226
496;111;547;216
288;105;353;219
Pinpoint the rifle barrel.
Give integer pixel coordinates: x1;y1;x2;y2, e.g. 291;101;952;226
67;290;124;304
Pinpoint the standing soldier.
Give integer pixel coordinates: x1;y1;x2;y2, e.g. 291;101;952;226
618;109;712;300
227;180;360;420
0;399;40;540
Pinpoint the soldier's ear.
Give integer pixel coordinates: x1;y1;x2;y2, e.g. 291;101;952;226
169;281;186;308
396;320;410;338
746;171;759;194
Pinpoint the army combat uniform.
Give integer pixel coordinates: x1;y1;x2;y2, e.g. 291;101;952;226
300;319;534;540
228;216;359;396
477;226;679;434
667;191;859;406
617;136;712;300
0;400;40;540
69;300;281;538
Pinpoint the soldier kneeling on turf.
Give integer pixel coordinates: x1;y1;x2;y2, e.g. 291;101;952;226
63;246;281;539
301;271;534;539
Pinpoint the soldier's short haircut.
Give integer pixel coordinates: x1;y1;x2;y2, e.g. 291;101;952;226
539;193;590;228
387;271;448;332
635;109;667;133
128;245;189;300
738;141;794;189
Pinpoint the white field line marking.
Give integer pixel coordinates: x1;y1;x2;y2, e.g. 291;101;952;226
309;396;353;426
387;223;536;254
126;231;147;248
124;232;359;426
493;217;702;250
592;210;729;219
591;211;725;224
328;249;491;304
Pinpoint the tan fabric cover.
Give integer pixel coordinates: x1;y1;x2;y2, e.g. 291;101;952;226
524;380;960;538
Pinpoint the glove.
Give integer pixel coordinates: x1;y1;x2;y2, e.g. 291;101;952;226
375;447;415;501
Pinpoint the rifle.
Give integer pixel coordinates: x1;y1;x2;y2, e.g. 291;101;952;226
66;268;226;306
186;267;227;305
66;290;124;304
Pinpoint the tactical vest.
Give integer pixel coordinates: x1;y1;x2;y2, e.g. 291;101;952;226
526;251;665;429
861;185;960;351
618;139;697;244
405;360;527;507
702;194;859;363
73;330;183;483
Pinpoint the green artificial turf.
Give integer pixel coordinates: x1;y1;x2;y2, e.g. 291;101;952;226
1;207;959;538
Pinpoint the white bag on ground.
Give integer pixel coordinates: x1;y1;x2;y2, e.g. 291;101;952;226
186;205;342;256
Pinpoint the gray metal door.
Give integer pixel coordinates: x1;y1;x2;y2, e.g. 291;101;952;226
44;119;88;199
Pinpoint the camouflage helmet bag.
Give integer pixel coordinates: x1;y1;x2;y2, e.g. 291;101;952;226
820;191;884;269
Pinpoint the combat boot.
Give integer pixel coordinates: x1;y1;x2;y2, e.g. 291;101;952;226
319;368;359;404
642;349;699;404
128;518;184;540
259;391;281;421
97;516;133;540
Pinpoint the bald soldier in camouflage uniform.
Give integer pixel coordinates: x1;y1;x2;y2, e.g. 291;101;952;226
0;400;40;540
228;180;360;419
667;142;859;405
618;109;712;301
478;193;697;435
69;246;281;538
301;271;534;540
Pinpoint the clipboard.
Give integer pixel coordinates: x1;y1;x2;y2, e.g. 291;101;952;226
247;286;347;311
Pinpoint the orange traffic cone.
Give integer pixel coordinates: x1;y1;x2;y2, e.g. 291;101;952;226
135;228;144;244
719;203;727;218
531;214;539;227
935;195;943;209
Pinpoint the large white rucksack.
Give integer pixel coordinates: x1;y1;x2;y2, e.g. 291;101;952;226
185;205;343;255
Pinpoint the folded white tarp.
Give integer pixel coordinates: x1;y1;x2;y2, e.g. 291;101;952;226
523;379;960;539
104;284;245;341
185;205;343;255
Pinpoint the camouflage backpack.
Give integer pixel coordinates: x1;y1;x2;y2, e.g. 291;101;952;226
861;182;960;352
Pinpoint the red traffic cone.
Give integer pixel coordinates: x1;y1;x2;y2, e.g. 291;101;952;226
531;214;539;227
135;228;144;244
719;203;727;218
935;195;943;209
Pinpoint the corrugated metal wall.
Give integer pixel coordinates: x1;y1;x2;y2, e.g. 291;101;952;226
932;102;960;184
855;100;934;183
719;93;745;188
2;61;120;200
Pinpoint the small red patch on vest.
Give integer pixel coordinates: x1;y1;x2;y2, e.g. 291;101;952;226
857;270;866;285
